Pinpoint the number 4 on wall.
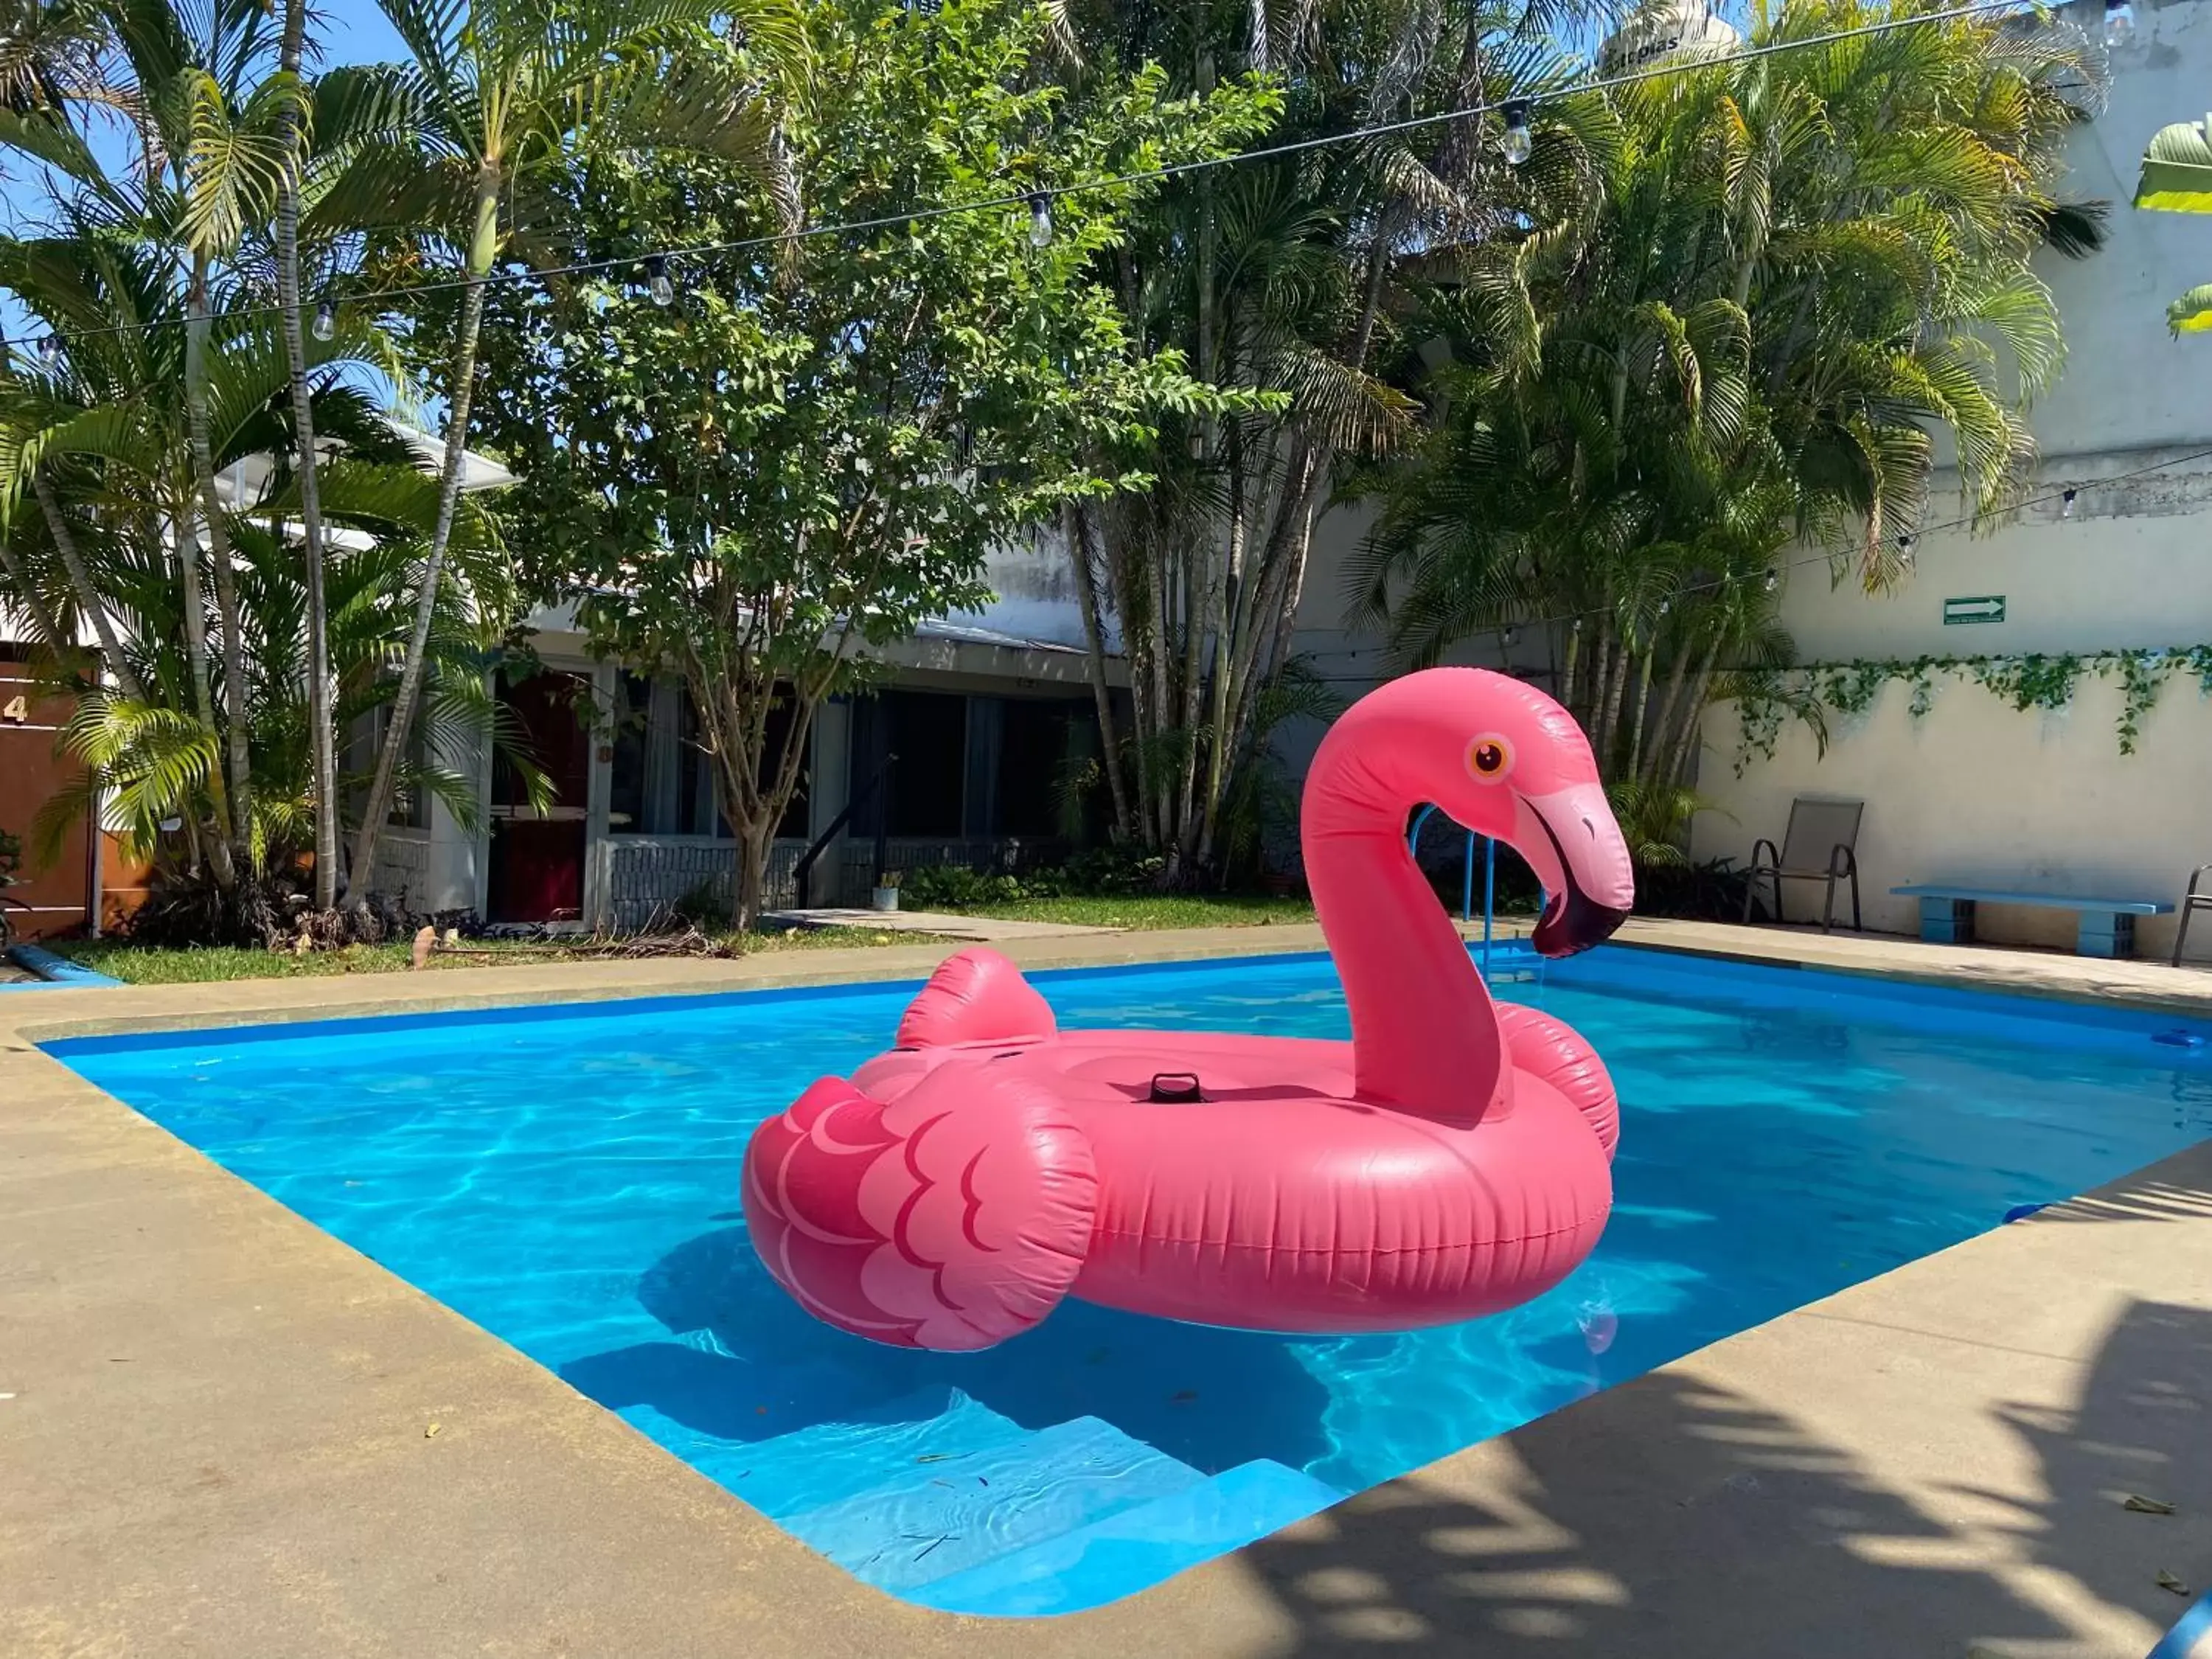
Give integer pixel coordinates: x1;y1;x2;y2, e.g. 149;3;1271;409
1;694;27;723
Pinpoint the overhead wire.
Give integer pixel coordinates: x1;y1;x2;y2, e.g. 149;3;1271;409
2;0;2072;354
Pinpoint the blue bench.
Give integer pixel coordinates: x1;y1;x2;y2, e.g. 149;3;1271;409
1891;884;2174;960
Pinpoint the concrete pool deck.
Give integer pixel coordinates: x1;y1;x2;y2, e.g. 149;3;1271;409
5;919;2212;1658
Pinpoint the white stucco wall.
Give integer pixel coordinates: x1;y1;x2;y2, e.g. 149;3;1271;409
1691;670;2212;960
1688;1;2212;954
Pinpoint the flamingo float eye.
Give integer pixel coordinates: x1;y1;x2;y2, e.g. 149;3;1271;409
1467;734;1514;782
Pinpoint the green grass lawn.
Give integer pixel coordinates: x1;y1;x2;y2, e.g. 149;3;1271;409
49;923;949;985
928;893;1317;930
44;894;1321;984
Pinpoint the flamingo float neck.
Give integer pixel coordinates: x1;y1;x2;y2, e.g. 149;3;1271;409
1304;711;1510;1124
1299;669;1632;1123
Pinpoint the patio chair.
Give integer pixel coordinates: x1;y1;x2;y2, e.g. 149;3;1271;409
1742;797;1863;933
2173;864;2212;967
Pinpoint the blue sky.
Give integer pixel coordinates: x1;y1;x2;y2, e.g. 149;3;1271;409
1;0;416;341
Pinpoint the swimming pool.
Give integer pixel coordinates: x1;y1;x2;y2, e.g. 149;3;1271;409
48;944;2212;1616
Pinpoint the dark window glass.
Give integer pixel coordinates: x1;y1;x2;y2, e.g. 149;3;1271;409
608;672;652;832
883;691;967;837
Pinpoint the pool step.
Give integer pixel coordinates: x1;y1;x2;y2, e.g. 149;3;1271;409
780;1414;1208;1593
731;1388;1034;1520
910;1456;1347;1617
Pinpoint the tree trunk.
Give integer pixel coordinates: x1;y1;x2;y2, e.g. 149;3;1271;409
1597;630;1632;773
1559;622;1583;727
170;511;237;884
350;164;501;893
273;0;338;906
1644;642;1694;788
1064;505;1131;840
734;818;773;931
1624;647;1657;782
187;253;257;869
1664;641;1720;787
0;541;67;653
172;508;220;763
30;470;147;703
1585;626;1615;758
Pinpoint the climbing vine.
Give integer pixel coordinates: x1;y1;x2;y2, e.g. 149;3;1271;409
1733;645;2212;773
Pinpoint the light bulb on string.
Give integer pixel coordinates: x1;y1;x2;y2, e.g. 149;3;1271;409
312;298;338;341
2061;487;2078;519
1896;532;1917;568
1500;100;1534;167
36;333;60;365
2104;0;2133;43
644;255;676;307
1026;192;1054;248
1762;568;1779;593
1656;598;1671;618
1502;625;1520;648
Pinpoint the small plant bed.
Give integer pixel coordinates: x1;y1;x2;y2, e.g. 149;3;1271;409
51;924;953;985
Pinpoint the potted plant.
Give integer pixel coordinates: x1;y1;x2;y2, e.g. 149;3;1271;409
872;870;902;913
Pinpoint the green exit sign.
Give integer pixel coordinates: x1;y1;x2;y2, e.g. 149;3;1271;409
1943;594;2006;625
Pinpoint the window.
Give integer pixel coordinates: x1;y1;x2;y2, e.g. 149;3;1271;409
882;691;967;837
608;672;653;831
998;698;1091;838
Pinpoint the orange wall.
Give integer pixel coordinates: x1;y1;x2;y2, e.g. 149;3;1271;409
0;666;152;939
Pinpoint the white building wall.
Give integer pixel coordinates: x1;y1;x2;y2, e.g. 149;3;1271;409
1689;0;2212;954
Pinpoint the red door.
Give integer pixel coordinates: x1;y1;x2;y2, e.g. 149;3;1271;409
487;669;591;923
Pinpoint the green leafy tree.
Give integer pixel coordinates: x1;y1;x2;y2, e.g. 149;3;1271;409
465;0;1273;925
1352;0;2095;806
327;0;809;896
1060;0;1607;880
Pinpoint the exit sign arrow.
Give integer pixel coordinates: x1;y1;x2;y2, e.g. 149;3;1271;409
1943;594;2006;625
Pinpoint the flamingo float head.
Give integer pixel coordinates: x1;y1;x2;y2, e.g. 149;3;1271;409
1374;669;1636;957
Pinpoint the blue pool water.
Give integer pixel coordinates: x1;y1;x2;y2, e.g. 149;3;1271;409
49;945;2212;1615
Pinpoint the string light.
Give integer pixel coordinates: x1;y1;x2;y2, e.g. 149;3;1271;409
1500;100;1534;166
2104;0;2133;43
311;298;338;341
3;0;2038;358
1502;625;1520;647
1026;192;1054;248
644;254;676;306
36;334;59;364
2061;486;2078;518
1763;568;1779;593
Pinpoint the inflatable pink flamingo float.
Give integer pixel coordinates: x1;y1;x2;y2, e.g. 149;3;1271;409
743;668;1635;1352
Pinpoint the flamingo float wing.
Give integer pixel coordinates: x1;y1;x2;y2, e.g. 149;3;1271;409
742;1068;1099;1352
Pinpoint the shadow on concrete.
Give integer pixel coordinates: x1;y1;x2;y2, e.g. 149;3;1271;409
558;1225;1334;1474
1238;1294;2212;1655
1992;1297;2212;1649
1240;1368;2071;1656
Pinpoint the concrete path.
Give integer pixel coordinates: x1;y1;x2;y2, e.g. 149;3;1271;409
765;905;1123;940
7;919;2212;1657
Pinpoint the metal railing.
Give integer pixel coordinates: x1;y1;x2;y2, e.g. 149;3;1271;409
595;835;808;929
1409;804;1498;974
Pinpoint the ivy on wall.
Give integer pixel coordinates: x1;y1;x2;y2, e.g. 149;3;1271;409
1732;646;2212;774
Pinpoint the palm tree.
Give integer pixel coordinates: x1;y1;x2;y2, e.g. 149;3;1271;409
329;0;807;895
1062;0;1618;880
1351;0;2093;814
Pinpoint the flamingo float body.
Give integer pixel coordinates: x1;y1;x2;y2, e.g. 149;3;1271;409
743;669;1636;1351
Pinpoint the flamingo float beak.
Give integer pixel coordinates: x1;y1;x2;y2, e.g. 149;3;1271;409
1517;783;1635;959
